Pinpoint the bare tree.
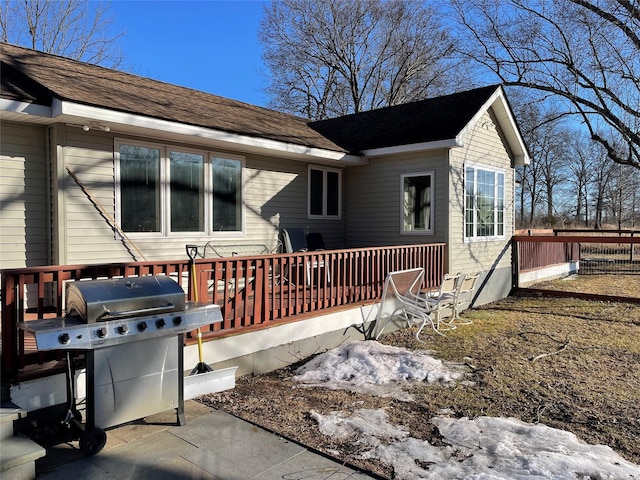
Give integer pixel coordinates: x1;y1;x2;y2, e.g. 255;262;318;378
516;163;545;228
259;0;464;119
512;97;567;227
0;0;124;67
603;163;640;228
452;0;640;170
567;134;599;226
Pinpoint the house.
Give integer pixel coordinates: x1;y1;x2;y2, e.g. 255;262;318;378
1;42;528;305
1;42;529;393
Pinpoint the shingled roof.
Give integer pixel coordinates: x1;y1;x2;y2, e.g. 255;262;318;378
0;42;345;153
1;43;527;163
308;85;501;153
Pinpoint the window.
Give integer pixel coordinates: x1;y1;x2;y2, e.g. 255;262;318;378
120;144;161;232
402;172;434;234
212;157;242;231
170;150;204;232
117;141;244;235
308;166;341;219
465;165;505;240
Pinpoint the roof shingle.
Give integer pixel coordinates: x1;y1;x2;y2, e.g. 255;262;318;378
1;43;504;157
0;43;345;152
308;85;500;153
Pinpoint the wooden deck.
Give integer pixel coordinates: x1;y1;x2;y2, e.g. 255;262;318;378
2;244;446;379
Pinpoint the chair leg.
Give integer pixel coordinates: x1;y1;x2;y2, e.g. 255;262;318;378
454;310;473;325
415;313;445;341
436;309;457;332
415;318;441;342
452;304;473;325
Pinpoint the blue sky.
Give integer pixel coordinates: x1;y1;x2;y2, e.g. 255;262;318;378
109;1;268;106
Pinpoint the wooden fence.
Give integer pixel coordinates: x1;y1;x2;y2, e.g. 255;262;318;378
512;234;640;300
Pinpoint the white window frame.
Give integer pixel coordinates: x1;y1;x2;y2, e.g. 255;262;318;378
307;165;342;219
464;163;505;242
168;147;206;234
210;153;246;237
400;171;435;235
115;138;245;237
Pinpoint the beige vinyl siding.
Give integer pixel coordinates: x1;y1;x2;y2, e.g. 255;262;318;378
60;130;345;264
0;122;49;268
345;150;448;248
448;109;515;276
63;128;131;265
246;157;345;250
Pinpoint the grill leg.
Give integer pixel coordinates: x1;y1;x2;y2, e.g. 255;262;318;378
177;333;186;426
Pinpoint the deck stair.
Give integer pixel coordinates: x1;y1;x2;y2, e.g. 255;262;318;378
0;405;46;480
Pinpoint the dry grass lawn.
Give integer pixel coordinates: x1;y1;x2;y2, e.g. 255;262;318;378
200;276;640;479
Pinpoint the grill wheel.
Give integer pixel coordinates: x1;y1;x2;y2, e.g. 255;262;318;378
79;427;107;456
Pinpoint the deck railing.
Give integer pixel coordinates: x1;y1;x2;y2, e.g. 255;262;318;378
513;236;580;272
1;243;445;378
513;234;640;284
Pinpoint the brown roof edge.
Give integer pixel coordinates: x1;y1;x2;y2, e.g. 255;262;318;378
0;42;347;153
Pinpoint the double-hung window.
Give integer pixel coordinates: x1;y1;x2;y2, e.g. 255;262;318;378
465;165;505;240
308;166;341;219
401;172;434;234
117;140;243;235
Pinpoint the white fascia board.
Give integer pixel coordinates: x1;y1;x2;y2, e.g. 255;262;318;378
55;100;366;165
361;139;461;158
456;87;530;166
0;98;52;118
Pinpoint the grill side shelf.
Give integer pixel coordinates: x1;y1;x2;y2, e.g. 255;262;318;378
19;304;222;351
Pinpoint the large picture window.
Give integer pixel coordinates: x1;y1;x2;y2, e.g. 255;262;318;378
402;172;434;234
308;166;341;219
117;141;244;235
465;165;505;240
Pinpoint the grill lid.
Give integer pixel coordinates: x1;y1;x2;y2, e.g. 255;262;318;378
66;276;186;323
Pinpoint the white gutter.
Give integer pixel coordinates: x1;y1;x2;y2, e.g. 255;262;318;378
52;99;367;165
361;138;461;158
0;99;52;118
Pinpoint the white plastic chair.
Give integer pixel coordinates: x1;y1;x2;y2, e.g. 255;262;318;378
421;272;465;333
373;268;426;339
451;272;479;324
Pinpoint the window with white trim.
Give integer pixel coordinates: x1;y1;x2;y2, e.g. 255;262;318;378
211;156;242;232
465;165;505;239
308;166;341;219
401;172;434;234
117;140;244;235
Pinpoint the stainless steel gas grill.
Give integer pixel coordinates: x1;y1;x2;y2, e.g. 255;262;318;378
19;275;222;455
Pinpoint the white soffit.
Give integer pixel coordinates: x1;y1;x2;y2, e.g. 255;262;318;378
49;99;367;165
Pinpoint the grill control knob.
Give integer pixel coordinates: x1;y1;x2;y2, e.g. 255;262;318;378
117;324;129;335
156;318;166;329
137;321;148;332
97;327;107;338
58;333;71;345
173;316;183;326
